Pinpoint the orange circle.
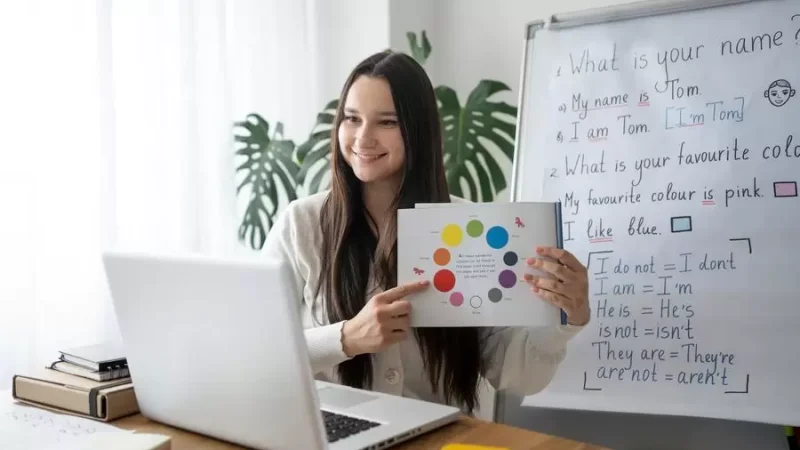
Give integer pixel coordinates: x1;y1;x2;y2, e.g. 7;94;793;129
433;248;451;266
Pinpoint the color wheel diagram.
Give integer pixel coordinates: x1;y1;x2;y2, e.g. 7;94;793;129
418;218;523;309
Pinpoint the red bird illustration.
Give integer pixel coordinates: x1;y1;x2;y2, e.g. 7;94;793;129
515;217;525;228
413;267;425;275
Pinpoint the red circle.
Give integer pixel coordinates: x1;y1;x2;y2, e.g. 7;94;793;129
433;270;456;292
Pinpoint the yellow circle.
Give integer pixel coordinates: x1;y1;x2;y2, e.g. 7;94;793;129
441;224;463;247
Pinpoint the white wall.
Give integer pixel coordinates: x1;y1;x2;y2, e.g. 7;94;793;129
314;0;391;111
429;1;787;449
388;0;437;81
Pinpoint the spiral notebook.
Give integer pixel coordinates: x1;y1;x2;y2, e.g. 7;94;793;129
58;342;128;373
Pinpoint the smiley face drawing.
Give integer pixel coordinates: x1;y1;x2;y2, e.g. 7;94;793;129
764;79;796;107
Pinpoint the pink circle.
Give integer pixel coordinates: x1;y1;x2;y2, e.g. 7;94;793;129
449;292;464;307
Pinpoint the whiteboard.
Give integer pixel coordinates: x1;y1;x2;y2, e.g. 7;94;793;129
510;0;800;426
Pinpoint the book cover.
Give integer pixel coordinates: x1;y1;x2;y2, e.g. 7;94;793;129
11;368;137;421
397;201;563;327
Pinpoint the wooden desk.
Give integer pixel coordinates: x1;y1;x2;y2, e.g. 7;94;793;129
115;413;608;450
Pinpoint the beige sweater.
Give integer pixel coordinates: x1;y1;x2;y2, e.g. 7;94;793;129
262;190;584;408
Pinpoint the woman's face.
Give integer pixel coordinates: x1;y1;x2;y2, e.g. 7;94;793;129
338;75;405;185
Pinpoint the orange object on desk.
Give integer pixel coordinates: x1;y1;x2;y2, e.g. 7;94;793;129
442;445;509;450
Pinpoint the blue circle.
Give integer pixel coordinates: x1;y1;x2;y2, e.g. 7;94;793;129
486;226;509;249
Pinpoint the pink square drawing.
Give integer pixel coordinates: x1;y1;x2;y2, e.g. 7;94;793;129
773;181;798;198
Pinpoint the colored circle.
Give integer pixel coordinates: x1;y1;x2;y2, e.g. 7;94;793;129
486;226;509;249
470;296;483;309
503;251;518;266
433;248;451;265
466;220;484;237
433;269;456;292
441;224;463;247
488;288;503;303
449;292;464;307
498;270;516;289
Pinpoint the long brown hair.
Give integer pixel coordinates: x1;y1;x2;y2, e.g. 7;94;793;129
315;51;485;413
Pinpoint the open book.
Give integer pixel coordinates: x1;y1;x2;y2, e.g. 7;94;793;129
397;201;564;327
1;393;170;450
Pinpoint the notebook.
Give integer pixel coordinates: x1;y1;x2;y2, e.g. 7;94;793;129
1;393;169;450
48;360;130;382
58;342;128;372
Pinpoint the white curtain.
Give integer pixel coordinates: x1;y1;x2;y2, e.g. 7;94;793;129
0;0;324;387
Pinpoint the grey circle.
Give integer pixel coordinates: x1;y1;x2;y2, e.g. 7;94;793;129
488;288;503;303
469;295;483;309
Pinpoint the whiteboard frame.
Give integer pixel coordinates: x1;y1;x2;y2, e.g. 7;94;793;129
502;0;777;424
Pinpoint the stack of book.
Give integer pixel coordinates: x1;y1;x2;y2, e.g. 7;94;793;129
11;342;139;422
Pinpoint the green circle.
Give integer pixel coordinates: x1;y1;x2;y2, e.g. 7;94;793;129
466;220;484;237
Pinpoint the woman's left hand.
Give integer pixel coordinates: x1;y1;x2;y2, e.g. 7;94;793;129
523;246;590;326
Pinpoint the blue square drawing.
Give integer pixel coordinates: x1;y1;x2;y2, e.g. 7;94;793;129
671;216;692;233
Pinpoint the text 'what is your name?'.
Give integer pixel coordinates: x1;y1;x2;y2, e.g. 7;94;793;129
555;19;792;81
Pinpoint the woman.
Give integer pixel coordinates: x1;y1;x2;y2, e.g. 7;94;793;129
263;50;589;414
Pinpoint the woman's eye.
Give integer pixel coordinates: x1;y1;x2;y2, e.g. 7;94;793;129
380;119;398;126
344;115;360;123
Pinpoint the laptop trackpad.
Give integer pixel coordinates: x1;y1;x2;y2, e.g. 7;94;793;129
317;387;378;409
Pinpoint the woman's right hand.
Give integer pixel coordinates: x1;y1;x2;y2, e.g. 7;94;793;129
341;280;430;357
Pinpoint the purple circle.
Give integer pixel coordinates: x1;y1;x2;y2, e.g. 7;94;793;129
449;292;464;307
498;270;516;289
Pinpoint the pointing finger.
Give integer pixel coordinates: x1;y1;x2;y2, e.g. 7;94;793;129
375;280;429;303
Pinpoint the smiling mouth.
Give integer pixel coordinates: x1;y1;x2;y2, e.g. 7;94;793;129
353;151;387;161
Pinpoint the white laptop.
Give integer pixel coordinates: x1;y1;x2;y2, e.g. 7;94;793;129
101;249;460;450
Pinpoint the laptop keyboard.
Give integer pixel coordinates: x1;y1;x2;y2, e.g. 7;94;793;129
321;410;380;443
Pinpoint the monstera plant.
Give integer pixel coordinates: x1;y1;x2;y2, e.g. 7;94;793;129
233;115;298;249
295;99;338;194
234;31;518;250
437;81;516;201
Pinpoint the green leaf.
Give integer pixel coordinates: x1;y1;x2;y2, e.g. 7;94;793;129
296;99;338;194
406;31;431;66
233;113;299;249
238;193;270;250
436;80;517;202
